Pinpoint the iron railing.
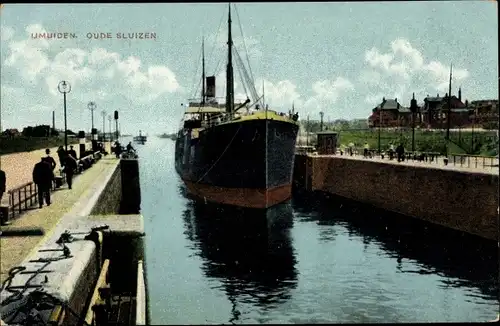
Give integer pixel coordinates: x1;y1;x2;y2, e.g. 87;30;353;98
5;181;38;221
0;151;103;224
449;154;499;169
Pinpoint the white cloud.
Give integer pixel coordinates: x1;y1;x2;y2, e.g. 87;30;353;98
254;76;354;115
361;38;470;105
2;23;182;104
1;25;14;42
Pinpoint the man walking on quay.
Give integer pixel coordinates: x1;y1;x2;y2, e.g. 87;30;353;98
67;145;77;160
56;146;66;166
64;154;78;190
33;158;54;208
42;148;57;172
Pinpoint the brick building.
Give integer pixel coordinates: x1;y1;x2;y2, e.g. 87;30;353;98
420;88;469;128
368;89;498;129
469;99;499;126
368;98;412;128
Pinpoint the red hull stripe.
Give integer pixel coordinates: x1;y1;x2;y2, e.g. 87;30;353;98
183;181;292;209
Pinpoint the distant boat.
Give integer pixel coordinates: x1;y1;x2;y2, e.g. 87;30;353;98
133;130;147;144
174;4;299;209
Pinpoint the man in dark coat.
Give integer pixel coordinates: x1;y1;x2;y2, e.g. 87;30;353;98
114;141;122;158
33;158;54;208
56;146;66;166
396;143;405;162
67;145;77;160
0;168;6;203
64;154;78;190
42;148;57;171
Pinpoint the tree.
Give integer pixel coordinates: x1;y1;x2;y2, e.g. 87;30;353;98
22;125;52;137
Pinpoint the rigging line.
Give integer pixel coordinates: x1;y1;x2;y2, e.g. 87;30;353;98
234;49;252;99
190;43;204;98
196;124;242;184
234;5;257;93
213;51;224;77
234;50;249;98
208;12;225;70
234;47;260;104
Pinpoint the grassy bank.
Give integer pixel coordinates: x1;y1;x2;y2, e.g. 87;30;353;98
298;129;498;156
0;136;80;155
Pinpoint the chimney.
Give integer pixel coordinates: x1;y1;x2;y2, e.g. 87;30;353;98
437;93;439;97
458;87;462;101
445;93;448;98
395;97;397;102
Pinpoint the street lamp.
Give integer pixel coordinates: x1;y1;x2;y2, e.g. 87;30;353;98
101;110;106;143
306;114;310;147
378;97;386;154
108;115;113;142
88;101;96;134
410;93;418;152
57;81;72;151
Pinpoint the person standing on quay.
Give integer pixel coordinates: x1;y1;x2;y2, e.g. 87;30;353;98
0;168;6;203
67;145;77;160
33;158;53;208
56;146;66;166
42;148;57;171
64;154;78;190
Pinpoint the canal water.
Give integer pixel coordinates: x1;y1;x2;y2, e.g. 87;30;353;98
136;137;498;324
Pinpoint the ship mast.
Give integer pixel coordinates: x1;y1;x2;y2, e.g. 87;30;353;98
226;3;234;114
202;37;206;105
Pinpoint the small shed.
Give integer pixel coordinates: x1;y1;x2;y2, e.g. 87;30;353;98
316;131;339;155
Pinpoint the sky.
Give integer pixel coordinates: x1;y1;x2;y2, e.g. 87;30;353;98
0;2;498;135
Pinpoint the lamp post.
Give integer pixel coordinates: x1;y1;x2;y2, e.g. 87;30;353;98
472;106;476;153
58;81;72;151
114;110;119;141
306;114;310;147
378;97;386;154
108;115;113;142
101;110;106;143
88;102;96;133
410;93;418;152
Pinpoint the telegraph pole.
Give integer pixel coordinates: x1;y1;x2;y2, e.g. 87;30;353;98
101;110;106;143
446;64;452;156
52;111;55;136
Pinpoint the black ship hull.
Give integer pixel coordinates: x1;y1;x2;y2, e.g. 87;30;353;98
175;117;298;209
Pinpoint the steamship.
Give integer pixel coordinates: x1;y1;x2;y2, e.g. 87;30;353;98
174;4;299;209
133;130;147;144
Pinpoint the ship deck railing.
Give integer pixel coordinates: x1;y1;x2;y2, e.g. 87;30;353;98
187;109;293;130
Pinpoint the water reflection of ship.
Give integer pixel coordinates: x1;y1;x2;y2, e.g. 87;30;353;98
181;188;297;321
292;193;498;301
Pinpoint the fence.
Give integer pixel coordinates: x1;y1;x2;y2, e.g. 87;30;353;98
4;181;39;221
449;154;499;169
299;145;497;171
0;151;104;225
